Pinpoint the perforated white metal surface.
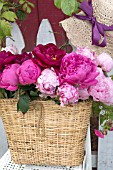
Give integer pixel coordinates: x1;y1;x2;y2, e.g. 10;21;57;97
0;150;83;170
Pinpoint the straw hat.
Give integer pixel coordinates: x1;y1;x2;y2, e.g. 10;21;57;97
61;0;113;55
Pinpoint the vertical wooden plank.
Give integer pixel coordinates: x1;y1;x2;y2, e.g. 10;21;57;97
98;69;113;170
36;19;56;45
38;0;67;48
6;22;25;54
0;118;8;158
98;131;113;170
86;125;92;170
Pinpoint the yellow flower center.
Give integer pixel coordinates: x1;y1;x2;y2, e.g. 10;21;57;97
52;55;57;60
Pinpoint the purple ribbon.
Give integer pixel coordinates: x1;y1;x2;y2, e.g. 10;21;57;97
73;0;113;47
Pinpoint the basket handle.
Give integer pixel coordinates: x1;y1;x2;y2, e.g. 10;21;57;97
34;102;45;137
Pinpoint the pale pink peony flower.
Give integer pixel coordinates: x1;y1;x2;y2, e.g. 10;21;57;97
17;59;41;85
89;74;113;105
97;53;113;72
94;129;104;138
2;45;18;54
96;67;105;77
0;64;20;91
76;47;97;64
36;68;59;97
79;88;90;100
57;83;79;106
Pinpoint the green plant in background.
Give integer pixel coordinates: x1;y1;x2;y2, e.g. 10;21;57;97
54;0;83;16
0;0;34;50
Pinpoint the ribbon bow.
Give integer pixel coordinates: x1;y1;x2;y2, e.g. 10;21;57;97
73;0;113;47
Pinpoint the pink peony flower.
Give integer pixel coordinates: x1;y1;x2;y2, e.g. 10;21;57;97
59;52;99;88
76;47;97;62
17;59;41;85
36;68;59;97
94;129;104;138
0;64;20;91
32;43;66;68
2;45;18;54
89;74;113;105
79;88;90;100
57;83;79;106
97;53;113;72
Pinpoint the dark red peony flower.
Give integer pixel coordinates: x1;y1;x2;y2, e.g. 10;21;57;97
32;43;66;68
0;51;15;71
0;51;32;71
14;52;32;64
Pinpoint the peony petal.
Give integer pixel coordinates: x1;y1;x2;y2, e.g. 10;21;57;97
94;129;104;138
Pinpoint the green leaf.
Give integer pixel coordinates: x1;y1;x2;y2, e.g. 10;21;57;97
78;0;84;2
18;84;35;91
61;0;76;16
1;11;17;22
0;2;3;11
16;10;26;21
28;2;35;8
26;6;31;13
0;25;5;40
100;115;106;125
0;19;12;37
30;91;38;97
19;0;26;5
54;0;61;9
22;3;27;11
74;1;80;13
109;112;113;120
17;94;30;113
92;101;101;116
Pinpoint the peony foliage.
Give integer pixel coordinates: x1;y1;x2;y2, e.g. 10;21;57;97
54;0;82;16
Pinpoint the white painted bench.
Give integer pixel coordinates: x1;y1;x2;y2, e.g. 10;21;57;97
0;19;92;170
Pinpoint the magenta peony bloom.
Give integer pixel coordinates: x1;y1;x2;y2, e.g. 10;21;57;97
94;129;104;138
79;88;90;100
97;53;113;72
0;64;20;91
57;83;79;106
59;52;99;88
17;59;41;85
36;68;59;97
32;43;66;68
89;74;113;105
76;47;97;63
2;45;18;54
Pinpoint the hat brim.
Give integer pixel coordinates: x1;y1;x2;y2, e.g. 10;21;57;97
60;17;113;56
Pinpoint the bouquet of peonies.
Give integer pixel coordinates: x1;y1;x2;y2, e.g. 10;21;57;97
0;43;113;137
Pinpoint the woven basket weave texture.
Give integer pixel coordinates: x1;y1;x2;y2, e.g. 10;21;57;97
0;100;92;166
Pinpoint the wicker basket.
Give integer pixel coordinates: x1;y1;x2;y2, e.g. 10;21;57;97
0;99;92;166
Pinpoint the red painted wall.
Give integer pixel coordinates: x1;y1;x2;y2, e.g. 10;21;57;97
18;0;68;52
